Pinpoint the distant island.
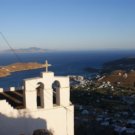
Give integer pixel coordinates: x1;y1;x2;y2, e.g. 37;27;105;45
0;62;44;78
0;47;47;53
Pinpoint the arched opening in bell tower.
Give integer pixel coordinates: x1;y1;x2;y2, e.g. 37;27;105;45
52;80;60;105
36;82;44;108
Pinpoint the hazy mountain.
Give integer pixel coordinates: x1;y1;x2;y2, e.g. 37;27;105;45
1;47;47;53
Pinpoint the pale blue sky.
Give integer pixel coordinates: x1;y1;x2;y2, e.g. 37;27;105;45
0;0;135;50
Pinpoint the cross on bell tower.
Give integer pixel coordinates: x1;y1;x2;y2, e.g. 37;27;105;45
44;60;52;72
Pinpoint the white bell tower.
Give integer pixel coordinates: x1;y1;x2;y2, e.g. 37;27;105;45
24;60;70;110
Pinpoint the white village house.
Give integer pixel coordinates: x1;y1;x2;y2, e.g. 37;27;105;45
0;61;74;135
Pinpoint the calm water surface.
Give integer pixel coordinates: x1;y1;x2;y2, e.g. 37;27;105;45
0;50;135;89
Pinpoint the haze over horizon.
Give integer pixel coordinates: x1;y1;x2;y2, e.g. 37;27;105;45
0;0;135;51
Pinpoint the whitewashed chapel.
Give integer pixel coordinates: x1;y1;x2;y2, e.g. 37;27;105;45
0;61;74;135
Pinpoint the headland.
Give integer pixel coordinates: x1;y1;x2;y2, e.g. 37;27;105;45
0;62;44;78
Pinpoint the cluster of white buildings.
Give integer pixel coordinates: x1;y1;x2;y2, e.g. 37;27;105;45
70;75;92;89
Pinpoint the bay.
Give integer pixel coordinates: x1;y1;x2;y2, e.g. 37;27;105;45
0;50;135;89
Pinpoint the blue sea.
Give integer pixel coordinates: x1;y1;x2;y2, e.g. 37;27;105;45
0;50;135;89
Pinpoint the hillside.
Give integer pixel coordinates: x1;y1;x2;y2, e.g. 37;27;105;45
100;69;135;88
102;57;135;73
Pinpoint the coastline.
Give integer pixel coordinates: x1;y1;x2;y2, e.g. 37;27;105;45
0;62;44;78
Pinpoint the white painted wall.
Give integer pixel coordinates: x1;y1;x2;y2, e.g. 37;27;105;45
0;71;74;135
0;101;74;135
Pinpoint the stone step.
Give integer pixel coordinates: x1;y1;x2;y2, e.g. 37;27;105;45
1;92;22;104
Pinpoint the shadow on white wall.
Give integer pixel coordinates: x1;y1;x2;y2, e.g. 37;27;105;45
0;113;47;135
